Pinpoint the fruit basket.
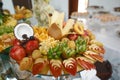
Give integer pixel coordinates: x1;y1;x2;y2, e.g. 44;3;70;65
8;11;105;79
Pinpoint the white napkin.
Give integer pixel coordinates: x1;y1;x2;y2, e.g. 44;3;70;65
80;69;100;80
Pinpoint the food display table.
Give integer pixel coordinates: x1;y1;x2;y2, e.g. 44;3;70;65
71;10;120;79
0;0;114;79
91;28;120;80
0;52;81;80
87;17;120;80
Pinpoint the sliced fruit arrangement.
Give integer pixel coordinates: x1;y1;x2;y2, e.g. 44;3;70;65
0;33;15;52
0;11;17;26
0;8;18;52
9;17;105;78
13;5;32;20
0;6;33;52
0;14;17;37
76;56;95;70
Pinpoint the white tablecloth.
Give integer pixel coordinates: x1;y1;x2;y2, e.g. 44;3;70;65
87;20;120;80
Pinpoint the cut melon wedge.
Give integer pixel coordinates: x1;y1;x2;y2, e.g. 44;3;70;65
14;23;34;40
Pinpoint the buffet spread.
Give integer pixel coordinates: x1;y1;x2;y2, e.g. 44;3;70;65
0;2;105;79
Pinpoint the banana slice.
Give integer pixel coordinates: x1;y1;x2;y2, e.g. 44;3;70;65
73;21;84;35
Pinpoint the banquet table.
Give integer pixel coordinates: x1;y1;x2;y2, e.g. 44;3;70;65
0;9;120;79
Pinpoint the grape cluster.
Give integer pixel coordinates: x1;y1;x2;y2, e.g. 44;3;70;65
20;34;35;46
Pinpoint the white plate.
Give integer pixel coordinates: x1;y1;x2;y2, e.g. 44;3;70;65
14;23;34;40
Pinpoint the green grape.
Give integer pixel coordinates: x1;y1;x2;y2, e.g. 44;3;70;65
0;25;14;35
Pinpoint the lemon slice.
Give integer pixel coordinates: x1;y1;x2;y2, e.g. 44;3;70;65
14;23;34;40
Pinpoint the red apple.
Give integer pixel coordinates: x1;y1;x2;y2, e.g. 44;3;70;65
12;38;21;46
49;59;62;77
67;34;78;40
25;40;39;54
10;45;26;61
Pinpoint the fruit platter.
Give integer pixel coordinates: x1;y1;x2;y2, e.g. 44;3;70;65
0;5;33;52
1;11;105;78
6;10;105;78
